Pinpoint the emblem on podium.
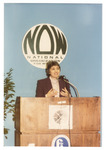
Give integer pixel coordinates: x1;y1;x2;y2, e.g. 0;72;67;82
49;105;73;129
52;135;70;147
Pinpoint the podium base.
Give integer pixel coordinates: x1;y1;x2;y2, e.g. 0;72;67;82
15;130;100;147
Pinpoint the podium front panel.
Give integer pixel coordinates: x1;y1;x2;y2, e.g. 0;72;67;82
15;97;100;133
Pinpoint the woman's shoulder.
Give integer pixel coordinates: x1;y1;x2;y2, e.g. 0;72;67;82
37;77;49;83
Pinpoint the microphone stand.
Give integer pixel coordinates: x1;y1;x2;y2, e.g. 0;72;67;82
63;77;80;146
59;75;80;146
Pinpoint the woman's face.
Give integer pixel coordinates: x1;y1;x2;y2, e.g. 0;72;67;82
49;65;60;79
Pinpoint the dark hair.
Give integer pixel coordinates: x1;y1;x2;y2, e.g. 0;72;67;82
45;61;61;77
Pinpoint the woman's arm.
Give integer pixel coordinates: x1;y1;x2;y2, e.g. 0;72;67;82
35;80;44;97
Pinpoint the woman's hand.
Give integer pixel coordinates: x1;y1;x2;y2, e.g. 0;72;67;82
46;89;58;97
60;87;70;97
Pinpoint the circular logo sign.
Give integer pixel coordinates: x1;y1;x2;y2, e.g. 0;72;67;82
52;135;70;147
22;23;68;69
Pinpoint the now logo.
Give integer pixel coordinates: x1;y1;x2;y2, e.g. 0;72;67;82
22;23;68;69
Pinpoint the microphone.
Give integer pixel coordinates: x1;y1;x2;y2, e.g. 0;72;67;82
59;75;80;97
59;75;67;80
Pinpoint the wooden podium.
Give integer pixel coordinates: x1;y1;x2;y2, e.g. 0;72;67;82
15;97;101;147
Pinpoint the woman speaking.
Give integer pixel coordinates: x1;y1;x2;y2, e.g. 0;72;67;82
35;61;71;97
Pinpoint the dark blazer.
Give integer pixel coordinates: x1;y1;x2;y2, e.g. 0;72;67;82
35;77;71;97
